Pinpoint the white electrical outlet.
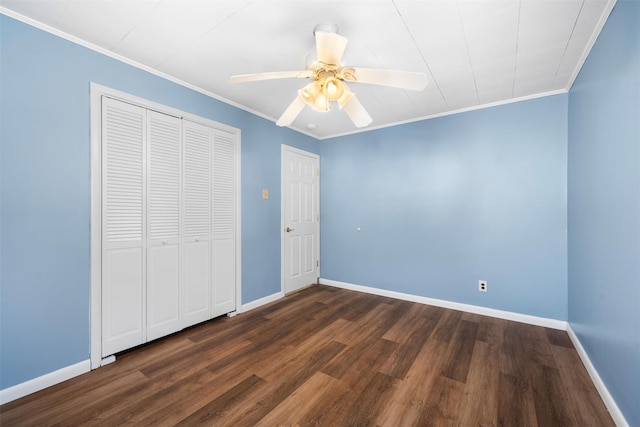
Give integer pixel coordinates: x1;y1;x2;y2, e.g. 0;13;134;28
479;280;487;292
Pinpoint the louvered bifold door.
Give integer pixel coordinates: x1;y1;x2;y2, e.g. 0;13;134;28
182;120;212;328
211;129;238;318
146;110;182;341
101;97;146;357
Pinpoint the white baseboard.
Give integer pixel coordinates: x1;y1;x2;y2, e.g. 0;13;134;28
0;359;90;405
240;291;284;313
566;324;629;427
320;278;567;330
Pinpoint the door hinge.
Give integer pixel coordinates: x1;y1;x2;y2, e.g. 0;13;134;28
316;260;319;267
316;214;319;222
316;169;319;176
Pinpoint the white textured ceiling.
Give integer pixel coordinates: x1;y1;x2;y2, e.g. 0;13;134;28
1;0;615;139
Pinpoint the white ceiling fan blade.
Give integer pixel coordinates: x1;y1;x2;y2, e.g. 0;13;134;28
315;31;348;65
229;70;313;84
347;68;428;91
276;95;306;127
341;94;372;128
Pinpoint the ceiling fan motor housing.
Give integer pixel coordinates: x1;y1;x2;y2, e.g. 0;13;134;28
313;23;339;36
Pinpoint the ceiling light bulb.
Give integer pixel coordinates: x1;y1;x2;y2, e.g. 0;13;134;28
323;77;344;101
313;93;331;112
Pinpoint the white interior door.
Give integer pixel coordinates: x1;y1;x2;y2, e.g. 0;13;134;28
282;146;319;294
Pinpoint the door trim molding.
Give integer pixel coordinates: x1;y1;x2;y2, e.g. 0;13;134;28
280;145;320;295
90;83;242;369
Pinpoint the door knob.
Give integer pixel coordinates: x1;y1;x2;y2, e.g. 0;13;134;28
285;227;295;232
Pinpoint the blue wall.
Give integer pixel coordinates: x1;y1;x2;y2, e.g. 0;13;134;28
568;1;640;425
0;14;318;389
320;95;568;320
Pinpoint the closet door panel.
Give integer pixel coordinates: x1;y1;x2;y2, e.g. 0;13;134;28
182;121;212;327
146;111;181;340
101;97;146;357
211;129;237;317
211;238;235;317
147;244;180;341
183;241;210;326
102;247;144;356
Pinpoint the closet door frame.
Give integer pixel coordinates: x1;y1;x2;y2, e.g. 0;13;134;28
90;83;241;369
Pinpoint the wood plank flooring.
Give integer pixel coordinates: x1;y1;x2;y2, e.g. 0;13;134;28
0;285;615;426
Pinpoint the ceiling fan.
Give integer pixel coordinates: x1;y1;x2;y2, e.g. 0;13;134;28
229;23;428;129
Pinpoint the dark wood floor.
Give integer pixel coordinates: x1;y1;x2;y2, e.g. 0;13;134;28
1;285;614;426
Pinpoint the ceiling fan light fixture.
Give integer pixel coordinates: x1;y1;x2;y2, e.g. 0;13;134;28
299;81;331;112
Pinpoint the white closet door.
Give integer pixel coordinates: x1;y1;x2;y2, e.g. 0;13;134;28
97;87;241;360
182;120;212;327
101;97;146;357
146;110;182;341
211;129;237;317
